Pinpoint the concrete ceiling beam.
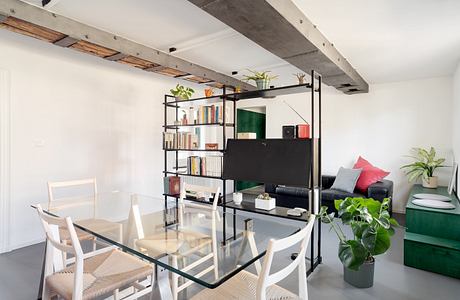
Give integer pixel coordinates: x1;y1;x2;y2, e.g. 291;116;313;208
187;0;369;94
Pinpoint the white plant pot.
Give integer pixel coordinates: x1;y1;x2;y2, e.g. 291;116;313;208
422;176;438;189
255;197;276;210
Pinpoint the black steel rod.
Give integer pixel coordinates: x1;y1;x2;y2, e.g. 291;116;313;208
222;85;227;244
310;70;315;273
317;73;322;262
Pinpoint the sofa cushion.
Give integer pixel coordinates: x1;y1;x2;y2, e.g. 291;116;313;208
353;156;390;192
321;189;365;204
276;186;309;198
330;167;362;193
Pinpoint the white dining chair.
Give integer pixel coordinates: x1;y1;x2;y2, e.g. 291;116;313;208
191;213;316;300
133;183;221;300
47;178;122;266
35;204;154;300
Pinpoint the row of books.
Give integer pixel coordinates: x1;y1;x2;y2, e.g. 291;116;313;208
187;156;223;177
181;104;232;125
163;130;200;149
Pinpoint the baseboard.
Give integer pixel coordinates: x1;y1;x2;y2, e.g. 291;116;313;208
6;237;45;253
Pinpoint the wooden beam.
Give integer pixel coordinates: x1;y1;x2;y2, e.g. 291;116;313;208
0;16;65;43
0;0;254;90
187;0;369;94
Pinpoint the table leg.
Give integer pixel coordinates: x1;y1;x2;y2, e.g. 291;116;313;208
37;242;46;300
149;265;173;300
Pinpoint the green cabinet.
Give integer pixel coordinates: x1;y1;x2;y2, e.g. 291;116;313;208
404;185;460;278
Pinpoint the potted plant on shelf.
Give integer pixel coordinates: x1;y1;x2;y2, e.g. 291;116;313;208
170;84;195;101
401;147;445;188
255;192;276;211
318;197;398;288
243;70;278;90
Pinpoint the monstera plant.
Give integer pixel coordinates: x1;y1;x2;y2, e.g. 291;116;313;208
318;197;399;288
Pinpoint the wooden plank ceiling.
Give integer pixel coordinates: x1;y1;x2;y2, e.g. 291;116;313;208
0;0;254;91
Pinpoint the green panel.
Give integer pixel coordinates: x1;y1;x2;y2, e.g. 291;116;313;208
405;185;460;241
404;234;460;279
236;109;266;191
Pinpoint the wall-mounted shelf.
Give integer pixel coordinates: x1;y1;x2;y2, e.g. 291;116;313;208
163;123;234;129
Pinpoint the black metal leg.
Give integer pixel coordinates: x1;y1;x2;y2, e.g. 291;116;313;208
37;242;46;300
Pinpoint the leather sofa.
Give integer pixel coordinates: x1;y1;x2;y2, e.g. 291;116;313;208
264;175;393;214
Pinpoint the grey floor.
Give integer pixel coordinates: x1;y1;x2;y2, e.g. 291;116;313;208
1;214;459;300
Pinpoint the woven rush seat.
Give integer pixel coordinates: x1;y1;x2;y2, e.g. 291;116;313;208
191;270;299;300
59;218;120;241
135;229;211;256
46;249;152;300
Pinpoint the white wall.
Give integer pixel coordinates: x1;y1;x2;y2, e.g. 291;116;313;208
453;63;460;197
0;30;202;251
263;77;453;213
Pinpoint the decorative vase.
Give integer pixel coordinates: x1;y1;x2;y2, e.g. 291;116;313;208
255;79;270;90
343;259;375;288
422;176;438;188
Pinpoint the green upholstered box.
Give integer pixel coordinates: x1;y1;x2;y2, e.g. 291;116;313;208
405;185;460;241
404;185;460;278
404;232;460;279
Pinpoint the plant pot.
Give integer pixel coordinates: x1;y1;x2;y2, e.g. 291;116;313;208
175;96;187;101
422;176;438;189
255;79;270;90
343;259;375;288
255;197;276;210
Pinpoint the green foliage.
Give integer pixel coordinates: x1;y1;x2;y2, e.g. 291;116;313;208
170;84;195;100
318;197;399;271
401;147;445;181
242;69;278;82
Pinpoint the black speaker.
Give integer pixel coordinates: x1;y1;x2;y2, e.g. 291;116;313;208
282;125;296;139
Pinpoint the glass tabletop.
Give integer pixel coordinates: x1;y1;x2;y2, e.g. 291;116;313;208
35;191;301;289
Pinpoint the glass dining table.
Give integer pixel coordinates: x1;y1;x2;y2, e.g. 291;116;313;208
34;191;301;299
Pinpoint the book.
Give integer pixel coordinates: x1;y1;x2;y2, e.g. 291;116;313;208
237;132;257;139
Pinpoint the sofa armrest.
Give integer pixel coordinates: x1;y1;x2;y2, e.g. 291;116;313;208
264;183;277;194
322;175;336;189
367;179;393;201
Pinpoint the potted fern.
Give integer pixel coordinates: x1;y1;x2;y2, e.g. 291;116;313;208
318;197;398;288
243;70;278;90
170;84;195;101
401;147;445;188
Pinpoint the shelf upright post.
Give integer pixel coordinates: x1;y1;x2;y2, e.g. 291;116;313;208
233;89;237;240
310;70;316;274
222;85;227;244
317;73;322;264
175;99;179;217
164;95;168;220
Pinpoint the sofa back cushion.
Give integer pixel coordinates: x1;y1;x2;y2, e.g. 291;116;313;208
353;156;390;192
330;167;362;193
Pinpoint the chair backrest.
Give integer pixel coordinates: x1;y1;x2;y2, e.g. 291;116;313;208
35;204;84;300
48;178;97;208
257;214;316;300
179;182;221;212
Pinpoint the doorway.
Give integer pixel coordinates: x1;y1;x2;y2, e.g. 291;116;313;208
236;107;266;192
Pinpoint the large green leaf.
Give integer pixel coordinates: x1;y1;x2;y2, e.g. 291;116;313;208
362;227;391;255
338;240;367;271
351;222;369;239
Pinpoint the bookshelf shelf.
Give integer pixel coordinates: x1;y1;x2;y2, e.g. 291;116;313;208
163;171;223;180
163;148;225;152
163;123;234;129
163;83;313;108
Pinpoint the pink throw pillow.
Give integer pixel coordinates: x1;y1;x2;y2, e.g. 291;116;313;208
353;156;390;192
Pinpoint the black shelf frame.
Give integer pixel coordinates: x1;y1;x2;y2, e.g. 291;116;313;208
162;71;322;275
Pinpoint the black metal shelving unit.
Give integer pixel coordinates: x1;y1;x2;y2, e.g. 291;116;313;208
163;70;322;275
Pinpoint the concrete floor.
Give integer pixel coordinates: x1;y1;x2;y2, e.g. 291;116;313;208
1;213;459;300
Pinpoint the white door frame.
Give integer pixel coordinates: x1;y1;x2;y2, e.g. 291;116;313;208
0;69;11;253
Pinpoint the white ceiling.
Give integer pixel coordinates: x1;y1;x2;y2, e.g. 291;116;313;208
22;0;460;85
